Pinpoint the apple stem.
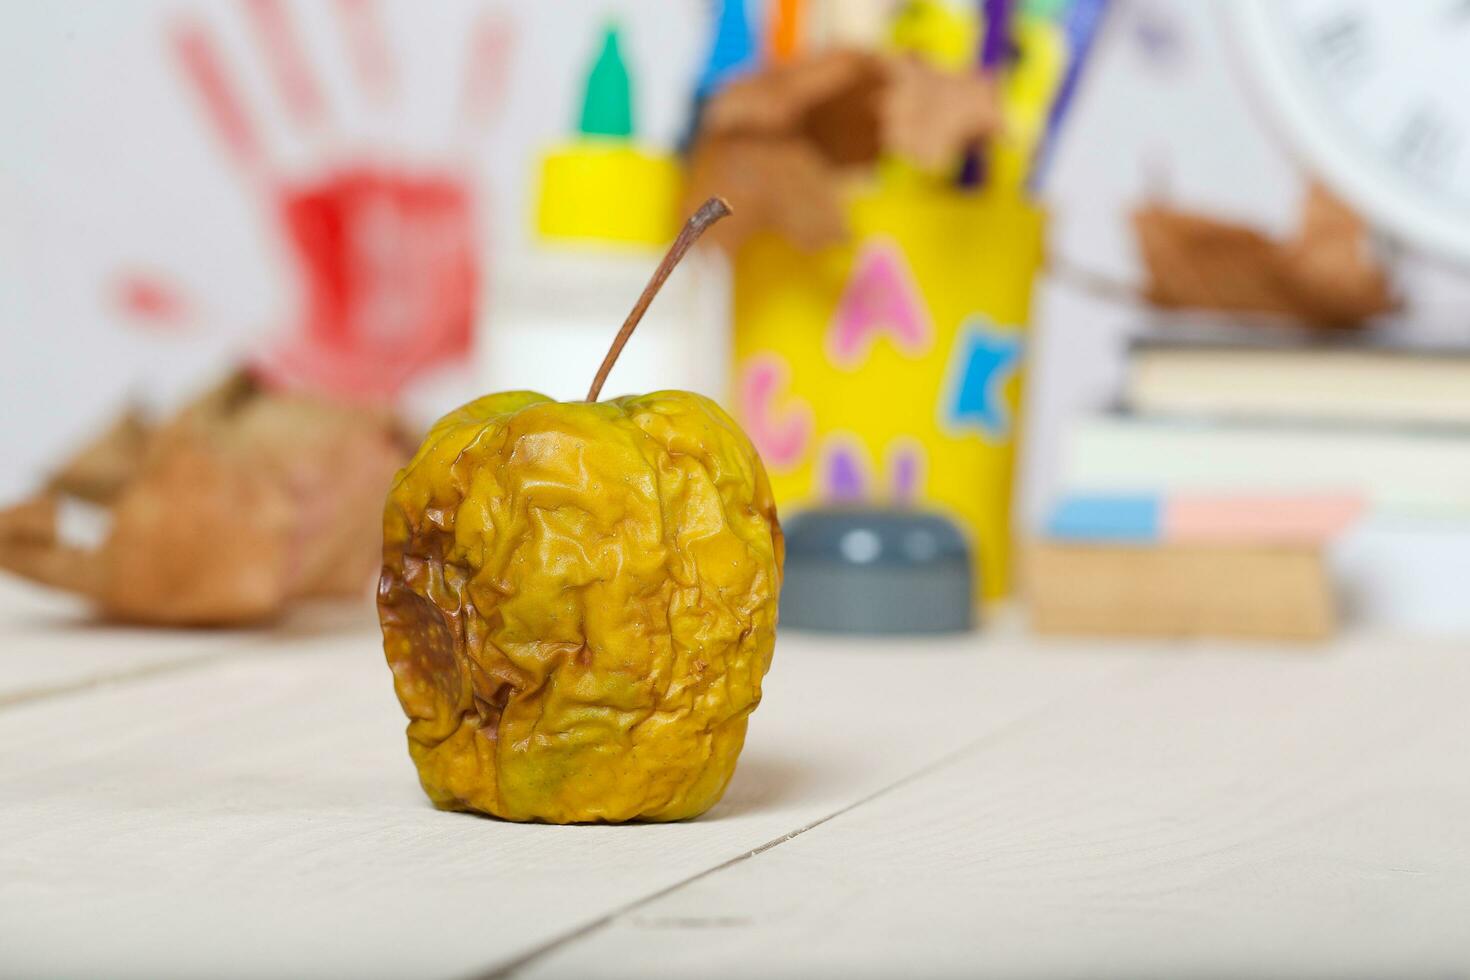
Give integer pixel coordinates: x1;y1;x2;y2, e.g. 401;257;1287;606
585;196;733;402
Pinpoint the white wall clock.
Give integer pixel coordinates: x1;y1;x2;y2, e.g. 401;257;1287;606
1228;0;1470;263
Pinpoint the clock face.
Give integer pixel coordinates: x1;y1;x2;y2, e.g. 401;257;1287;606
1229;0;1470;262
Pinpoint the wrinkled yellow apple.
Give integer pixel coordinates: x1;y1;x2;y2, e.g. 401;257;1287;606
378;198;783;822
379;390;782;822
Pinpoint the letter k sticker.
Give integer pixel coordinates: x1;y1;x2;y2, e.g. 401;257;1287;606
945;318;1022;441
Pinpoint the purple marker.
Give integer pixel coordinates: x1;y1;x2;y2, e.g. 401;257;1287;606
958;0;1014;188
980;0;1014;68
1027;0;1111;190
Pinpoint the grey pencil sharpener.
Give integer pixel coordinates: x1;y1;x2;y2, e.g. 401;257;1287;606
779;507;976;635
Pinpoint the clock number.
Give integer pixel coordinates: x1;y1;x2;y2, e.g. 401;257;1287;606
1309;10;1366;79
1394;109;1460;183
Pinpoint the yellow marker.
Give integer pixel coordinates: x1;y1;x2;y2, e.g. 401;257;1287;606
887;0;978;71
1001;14;1068;177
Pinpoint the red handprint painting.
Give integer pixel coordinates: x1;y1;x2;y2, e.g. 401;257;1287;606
130;0;511;402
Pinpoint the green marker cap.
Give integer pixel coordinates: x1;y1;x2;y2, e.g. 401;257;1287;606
578;25;634;139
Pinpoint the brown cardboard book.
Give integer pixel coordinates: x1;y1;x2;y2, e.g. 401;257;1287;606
1025;540;1336;642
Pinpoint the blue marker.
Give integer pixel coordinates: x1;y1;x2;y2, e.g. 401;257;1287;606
698;0;758;97
1028;0;1111;189
682;0;760;152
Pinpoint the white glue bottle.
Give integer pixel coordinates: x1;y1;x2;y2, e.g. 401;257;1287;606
478;24;730;403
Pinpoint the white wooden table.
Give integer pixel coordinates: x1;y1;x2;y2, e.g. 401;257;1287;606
2;577;1467;979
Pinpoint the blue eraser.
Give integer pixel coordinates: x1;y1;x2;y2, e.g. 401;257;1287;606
1044;493;1161;543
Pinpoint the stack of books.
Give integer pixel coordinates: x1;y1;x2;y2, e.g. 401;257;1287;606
1030;324;1470;640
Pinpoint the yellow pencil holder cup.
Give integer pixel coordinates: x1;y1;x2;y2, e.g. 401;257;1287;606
730;181;1044;600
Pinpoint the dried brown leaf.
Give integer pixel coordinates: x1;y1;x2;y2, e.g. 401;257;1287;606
881;56;999;174
687;50;1000;251
1134;182;1396;327
0;373;410;626
1280;183;1395;324
100;442;296;625
0;496;102;598
704;49;886;166
46;409;152;504
684;136;850;253
0;495;58;544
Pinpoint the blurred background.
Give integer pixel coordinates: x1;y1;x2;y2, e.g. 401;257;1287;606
4;0;1469;641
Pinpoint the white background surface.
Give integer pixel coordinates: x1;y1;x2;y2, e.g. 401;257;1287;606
6;1;1470;519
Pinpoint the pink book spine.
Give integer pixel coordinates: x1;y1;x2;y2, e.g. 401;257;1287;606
1164;494;1365;544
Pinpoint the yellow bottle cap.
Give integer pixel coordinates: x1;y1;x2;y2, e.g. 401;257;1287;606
536;141;680;248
